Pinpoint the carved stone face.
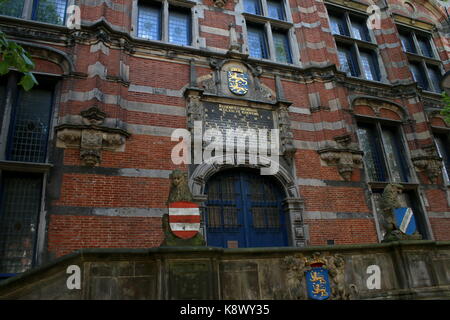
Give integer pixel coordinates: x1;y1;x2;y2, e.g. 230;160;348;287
172;175;182;187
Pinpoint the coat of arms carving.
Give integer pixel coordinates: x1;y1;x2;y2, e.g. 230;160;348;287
227;68;249;96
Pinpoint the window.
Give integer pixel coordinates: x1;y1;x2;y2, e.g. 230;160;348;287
137;1;192;46
0;0;67;25
247;25;269;59
243;0;294;64
434;132;450;183
357;122;410;183
0;74;56;276
328;7;382;82
399;27;442;93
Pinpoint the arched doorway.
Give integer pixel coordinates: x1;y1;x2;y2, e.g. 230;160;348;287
205;169;288;248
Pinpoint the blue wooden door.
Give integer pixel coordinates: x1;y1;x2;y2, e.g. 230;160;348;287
205;170;288;248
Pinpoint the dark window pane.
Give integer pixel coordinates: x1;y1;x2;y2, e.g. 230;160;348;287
0;172;42;274
168;9;191;46
0;0;24;18
137;4;162;40
381;126;409;182
427;65;442;93
337;45;359;77
357;124;387;181
247;26;269;59
410;62;429;90
267;0;285;20
351;18;370;42
417;35;434;58
244;0;262;15
399;32;416;53
33;0;67;25
329;14;349;36
272;31;292;63
7;87;53;163
435;133;450;182
360;50;380;81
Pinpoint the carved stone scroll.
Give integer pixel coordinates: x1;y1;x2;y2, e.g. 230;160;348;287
55;106;130;166
318;134;363;181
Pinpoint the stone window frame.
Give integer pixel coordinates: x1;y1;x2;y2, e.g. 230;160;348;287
239;0;301;65
0;72;61;276
131;0;200;49
0;0;74;26
397;24;444;94
326;4;388;83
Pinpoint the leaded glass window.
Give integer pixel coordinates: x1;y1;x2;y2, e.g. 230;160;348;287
351;19;370;42
267;0;285;20
357;124;387;182
337;45;359;77
381;127;409;182
360;50;380;81
6;87;53;163
410;62;428;90
330;15;349;36
0;0;25;18
0;172;42;274
247;26;269;59
168;9;190;46
435;133;450;182
138;4;162;40
416;35;434;58
427;65;442;93
357;122;410;183
244;0;294;63
33;0;67;25
329;6;382;82
244;0;261;15
399;32;416;53
273;31;291;63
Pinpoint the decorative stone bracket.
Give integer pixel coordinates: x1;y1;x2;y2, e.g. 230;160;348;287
317;134;363;181
411;145;443;184
55;107;130;166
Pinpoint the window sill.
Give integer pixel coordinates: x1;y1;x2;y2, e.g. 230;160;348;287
131;35;196;51
334;34;376;48
368;181;419;190
242;12;293;29
405;52;441;64
0;14;67;31
0;160;53;173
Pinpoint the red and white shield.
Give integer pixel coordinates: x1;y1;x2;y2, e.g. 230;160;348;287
168;201;200;239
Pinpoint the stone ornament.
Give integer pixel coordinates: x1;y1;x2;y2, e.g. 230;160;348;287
379;183;422;242
318;134;363;181
213;0;227;7
55;106;130;166
411;145;443;184
282;252;355;300
162;170;206;246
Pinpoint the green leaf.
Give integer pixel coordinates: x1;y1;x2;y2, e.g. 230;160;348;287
18;72;38;91
0;60;8;74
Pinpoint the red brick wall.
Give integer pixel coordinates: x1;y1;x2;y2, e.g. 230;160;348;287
48;215;164;258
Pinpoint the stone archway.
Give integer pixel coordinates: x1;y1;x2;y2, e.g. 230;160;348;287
188;156;306;247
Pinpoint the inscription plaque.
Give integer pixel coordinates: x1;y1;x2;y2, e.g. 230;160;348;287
204;102;274;132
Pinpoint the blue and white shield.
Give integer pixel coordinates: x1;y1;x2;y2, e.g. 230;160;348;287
227;71;249;95
394;207;417;235
305;267;331;300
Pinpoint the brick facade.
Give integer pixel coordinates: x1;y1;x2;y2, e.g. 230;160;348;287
0;0;449;263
